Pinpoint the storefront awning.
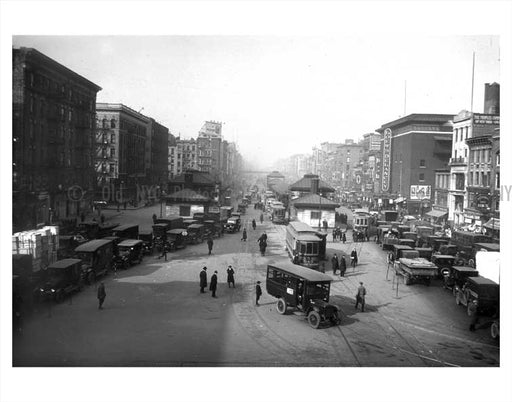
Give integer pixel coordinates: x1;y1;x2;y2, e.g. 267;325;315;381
425;210;448;218
483;218;500;231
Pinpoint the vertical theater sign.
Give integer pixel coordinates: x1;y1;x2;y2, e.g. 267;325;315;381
381;128;392;192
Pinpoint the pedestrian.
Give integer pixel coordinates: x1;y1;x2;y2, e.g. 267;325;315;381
351;248;358;268
97;282;106;310
200;267;208;293
468;300;479;331
159;243;168;261
366;228;370;242
339;255;347;277
227;265;235;288
241;228;247;241
342;232;346;244
332;230;336;242
259;240;267;256
260;213;264;224
355;281;366;312
331;253;339;275
207;237;214;255
152;213;157;223
210;270;218;298
100;214;105;224
252;219;257;230
256;281;262;305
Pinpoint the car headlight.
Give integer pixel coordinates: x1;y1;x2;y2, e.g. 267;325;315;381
51;289;55;293
39;288;44;292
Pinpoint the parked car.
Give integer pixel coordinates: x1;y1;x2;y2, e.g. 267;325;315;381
431;254;457;278
111;224;139;241
224;217;241;233
116;239;144;267
138;230;154;255
455;276;499;316
397;238;416;248
74;239;113;284
443;265;479;294
266;261;340;329
37;259;84;302
186;224;205;244
166;229;187;250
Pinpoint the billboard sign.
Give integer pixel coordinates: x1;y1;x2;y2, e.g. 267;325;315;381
409;185;431;200
381;128;392;192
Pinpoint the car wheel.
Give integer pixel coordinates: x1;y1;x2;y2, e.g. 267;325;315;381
276;298;287;315
491;322;500;340
308;311;321;329
440;268;451;278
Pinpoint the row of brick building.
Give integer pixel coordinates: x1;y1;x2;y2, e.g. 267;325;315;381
13;47;243;232
274;83;500;234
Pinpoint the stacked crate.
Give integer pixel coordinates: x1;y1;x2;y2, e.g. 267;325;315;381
12;226;59;272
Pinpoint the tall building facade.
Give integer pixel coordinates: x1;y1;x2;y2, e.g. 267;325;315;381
168;137;198;179
375;114;453;214
197;121;223;179
95;103;170;203
13;47;101;230
447;110;500;226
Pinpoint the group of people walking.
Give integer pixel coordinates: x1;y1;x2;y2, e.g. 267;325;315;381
331;227;347;243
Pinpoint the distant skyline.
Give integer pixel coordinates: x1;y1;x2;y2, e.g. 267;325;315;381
12;35;499;169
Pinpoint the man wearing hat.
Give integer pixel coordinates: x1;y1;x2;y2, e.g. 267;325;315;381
256;281;262;306
199;267;208;293
227;265;235;288
210;270;218;298
355;281;367;312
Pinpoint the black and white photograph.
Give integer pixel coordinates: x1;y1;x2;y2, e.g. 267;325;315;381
1;1;511;402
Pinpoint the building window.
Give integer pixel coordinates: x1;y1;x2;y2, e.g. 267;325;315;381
454;150;458;159
419;159;426;168
111;119;116;128
496;152;500;166
102;118;108;129
310;211;321;220
419;173;425;182
496;172;500;188
109;163;115;174
455;129;458;142
111;133;116;143
179;205;191;216
465;127;469;139
110;148;115;158
464;148;467;158
474;172;479;185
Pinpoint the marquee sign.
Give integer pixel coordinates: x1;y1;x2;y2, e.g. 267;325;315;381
381;128;392;192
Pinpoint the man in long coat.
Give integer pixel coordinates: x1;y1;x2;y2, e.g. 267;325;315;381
331;253;339;275
210;270;218;298
339;255;347;277
351;248;358;268
207;237;214;255
227;265;235;288
200;267;208;293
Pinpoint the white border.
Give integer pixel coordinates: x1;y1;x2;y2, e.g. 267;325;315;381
1;1;511;402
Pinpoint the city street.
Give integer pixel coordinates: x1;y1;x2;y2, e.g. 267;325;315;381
13;204;499;367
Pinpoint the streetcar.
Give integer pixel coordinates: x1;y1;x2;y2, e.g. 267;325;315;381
270;202;287;224
285;221;322;269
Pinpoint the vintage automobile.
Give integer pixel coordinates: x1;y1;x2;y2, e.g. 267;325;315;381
192;213;206;223
414;247;433;261
154;216;184;230
390;244;414;261
425;235;450;252
182;219;199;229
74;239;113;284
443;265;479;294
138;230;154;255
112;224;139;241
116;239;144;267
431;254;457;278
186;224;205;244
455;276;499;316
38;259;84;302
77;221;119;240
402;231;418;242
57;234;88;259
224;217;241;233
381;231;400;250
203;219;223;238
393;256;438;286
438;244;458;257
266;261;340;329
166;229;187;250
398;238;416;248
237;204;247;214
152;223;169;252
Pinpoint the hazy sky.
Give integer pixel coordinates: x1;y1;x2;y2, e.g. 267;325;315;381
12;35;499;168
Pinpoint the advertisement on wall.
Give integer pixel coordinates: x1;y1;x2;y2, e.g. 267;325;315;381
381;128;392;192
409;185;431;200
